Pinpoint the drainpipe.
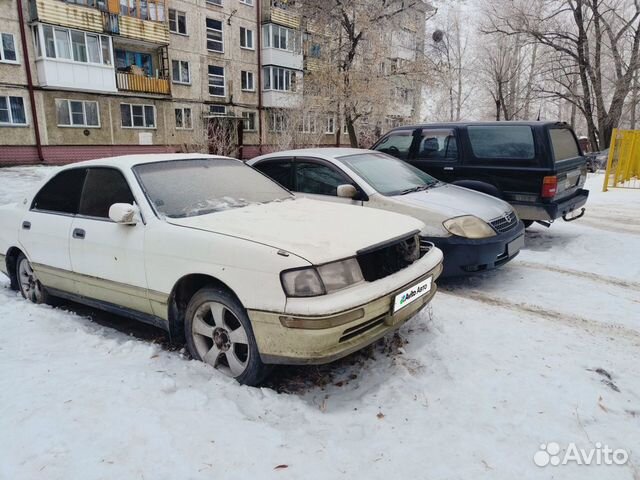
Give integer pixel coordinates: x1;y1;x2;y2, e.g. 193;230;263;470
16;0;44;163
256;0;263;154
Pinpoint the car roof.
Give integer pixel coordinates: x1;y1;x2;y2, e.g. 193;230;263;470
58;153;235;171
251;147;374;162
385;120;569;131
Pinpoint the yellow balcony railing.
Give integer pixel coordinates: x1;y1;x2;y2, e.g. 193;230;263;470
116;72;170;94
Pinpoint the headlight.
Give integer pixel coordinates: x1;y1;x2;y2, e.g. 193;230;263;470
443;215;496;239
281;258;364;297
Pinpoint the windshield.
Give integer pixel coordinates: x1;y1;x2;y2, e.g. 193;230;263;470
339;152;439;196
134;158;292;218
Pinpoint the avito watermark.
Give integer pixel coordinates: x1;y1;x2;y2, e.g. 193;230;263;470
534;442;629;467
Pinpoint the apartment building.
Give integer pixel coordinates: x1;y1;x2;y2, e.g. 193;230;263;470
0;0;427;164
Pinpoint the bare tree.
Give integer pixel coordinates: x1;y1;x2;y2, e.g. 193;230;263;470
484;0;640;150
302;0;428;147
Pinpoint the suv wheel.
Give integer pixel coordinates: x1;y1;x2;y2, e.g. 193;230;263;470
184;287;271;386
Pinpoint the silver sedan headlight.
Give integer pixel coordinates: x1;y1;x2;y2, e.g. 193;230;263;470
443;215;496;239
281;258;364;297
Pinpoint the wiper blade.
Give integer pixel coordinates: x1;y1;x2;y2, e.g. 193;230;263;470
400;185;430;195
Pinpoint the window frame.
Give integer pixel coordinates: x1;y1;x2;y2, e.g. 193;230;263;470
206;0;222;6
35;24;112;66
206;18;224;53
414;128;459;162
293;157;357;198
325;116;335;134
241;111;257;131
30;167;88;216
263;66;295;92
208;65;226;97
0;32;19;64
77;167;137;221
171;59;191;84
241;70;255;91
263;24;295;52
239;0;253;5
174;106;193;130
0;96;28;126
240;27;254;50
55;98;101;128
120;103;157;129
168;9;188;35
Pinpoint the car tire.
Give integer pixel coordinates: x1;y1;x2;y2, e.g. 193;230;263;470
184;286;271;386
16;253;49;305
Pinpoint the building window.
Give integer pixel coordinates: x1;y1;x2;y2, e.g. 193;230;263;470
240;27;254;50
241;71;254;91
240;0;253;5
0;96;26;125
242;111;256;131
38;25;112;65
269;111;288;132
300;113;317;133
206;0;222;5
55;99;100;127
116;50;153;76
171;60;190;84
326;116;335;134
343;123;348;135
169;9;187;35
175;107;192;129
206;19;223;52
119;0;165;21
208;65;225;96
208;105;226;116
0;33;18;63
263;66;295;92
120;103;156;128
263;24;295;51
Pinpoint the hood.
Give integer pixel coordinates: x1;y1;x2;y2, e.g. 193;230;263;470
393;184;512;221
167;198;424;265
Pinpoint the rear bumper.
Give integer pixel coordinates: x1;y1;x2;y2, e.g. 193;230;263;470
248;263;442;365
511;189;589;221
423;223;525;277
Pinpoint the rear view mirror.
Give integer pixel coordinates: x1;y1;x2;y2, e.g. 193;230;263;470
337;184;358;199
109;203;138;225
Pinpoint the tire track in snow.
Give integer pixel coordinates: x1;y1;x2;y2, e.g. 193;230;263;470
514;261;640;293
439;289;640;346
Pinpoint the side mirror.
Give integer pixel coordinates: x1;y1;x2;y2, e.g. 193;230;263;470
109;203;138;225
337;184;358;199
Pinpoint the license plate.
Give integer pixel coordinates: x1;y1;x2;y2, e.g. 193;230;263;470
508;234;525;257
393;277;432;313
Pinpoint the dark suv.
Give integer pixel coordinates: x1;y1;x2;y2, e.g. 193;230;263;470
372;121;589;226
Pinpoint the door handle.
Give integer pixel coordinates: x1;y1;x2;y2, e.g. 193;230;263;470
22;221;31;230
72;228;86;239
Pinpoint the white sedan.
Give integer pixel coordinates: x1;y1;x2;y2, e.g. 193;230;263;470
249;149;525;276
0;154;443;385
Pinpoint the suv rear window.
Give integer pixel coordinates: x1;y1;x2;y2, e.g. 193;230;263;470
549;128;580;162
467;125;535;160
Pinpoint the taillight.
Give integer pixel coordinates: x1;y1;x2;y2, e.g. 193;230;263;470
542;175;558;198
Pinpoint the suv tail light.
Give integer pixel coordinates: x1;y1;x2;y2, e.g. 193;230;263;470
541;176;558;198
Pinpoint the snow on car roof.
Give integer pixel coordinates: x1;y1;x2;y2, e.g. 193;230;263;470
59;153;236;171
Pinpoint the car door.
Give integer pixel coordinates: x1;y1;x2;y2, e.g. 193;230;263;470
293;157;364;205
19;168;87;294
411;128;460;182
70;167;152;315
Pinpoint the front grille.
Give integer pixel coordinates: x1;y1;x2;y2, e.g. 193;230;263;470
490;211;519;233
357;234;420;282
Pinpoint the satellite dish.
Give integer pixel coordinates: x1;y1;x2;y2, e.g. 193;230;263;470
432;30;444;42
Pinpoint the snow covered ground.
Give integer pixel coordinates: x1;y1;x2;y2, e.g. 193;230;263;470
0;169;638;480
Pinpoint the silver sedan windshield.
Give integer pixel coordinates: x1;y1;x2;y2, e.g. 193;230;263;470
135;158;292;218
340;152;439;196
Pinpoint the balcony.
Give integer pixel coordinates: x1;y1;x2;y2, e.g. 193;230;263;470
261;47;303;71
263;1;300;29
30;0;104;33
116;72;170;94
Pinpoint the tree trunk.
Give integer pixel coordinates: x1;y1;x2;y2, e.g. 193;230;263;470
346;115;358;148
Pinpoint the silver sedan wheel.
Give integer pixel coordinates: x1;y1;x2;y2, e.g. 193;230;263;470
18;257;45;303
191;301;250;378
